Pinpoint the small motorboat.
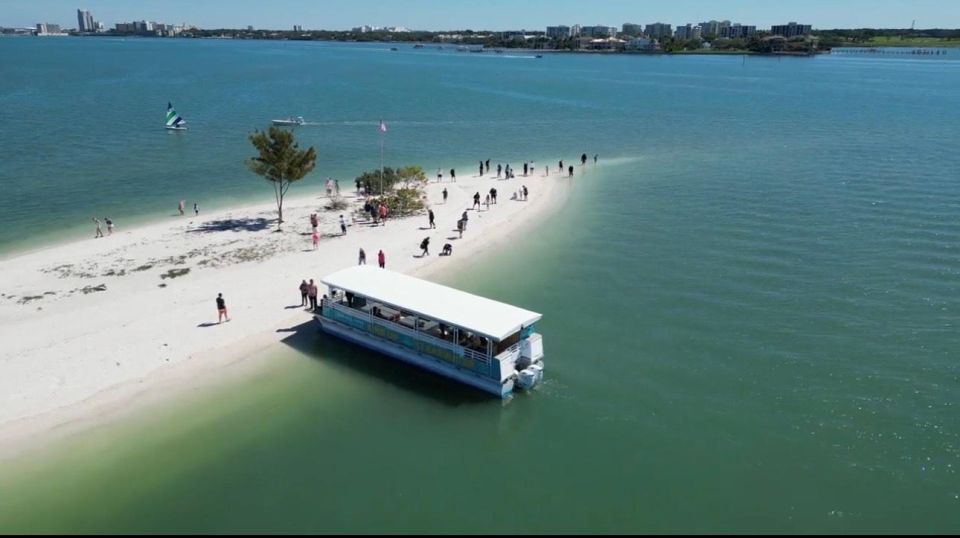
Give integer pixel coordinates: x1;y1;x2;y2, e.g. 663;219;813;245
272;116;305;126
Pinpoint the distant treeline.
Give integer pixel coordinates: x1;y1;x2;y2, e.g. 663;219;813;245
812;28;960;47
106;27;960;52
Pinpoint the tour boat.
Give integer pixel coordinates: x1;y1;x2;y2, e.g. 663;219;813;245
272;116;305;126
165;102;187;130
315;266;545;397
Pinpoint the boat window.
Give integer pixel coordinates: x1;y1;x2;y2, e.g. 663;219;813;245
458;330;489;355
426;322;455;343
495;331;521;355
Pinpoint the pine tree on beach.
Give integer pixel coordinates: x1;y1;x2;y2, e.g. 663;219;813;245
247;127;317;231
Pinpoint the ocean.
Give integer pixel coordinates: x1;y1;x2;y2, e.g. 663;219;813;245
0;37;958;533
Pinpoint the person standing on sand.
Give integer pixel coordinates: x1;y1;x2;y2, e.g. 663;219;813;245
428;209;436;229
450;168;456;182
178;200;185;216
339;215;347;235
193;202;199;216
594;154;598;164
473;192;481;210
312;230;319;249
308;279;318;311
497;164;502;178
442;188;448;204
559;159;563;171
531;161;535;176
299;280;309;306
523;162;528;176
216;293;229;323
490;187;497;204
105;217;114;235
485;159;490;174
93;217;103;238
437;169;443;182
359;248;367;265
581;153;587;166
479;161;484;177
523;185;529;200
378;249;386;269
420;237;430;256
568;165;574;177
334;180;340;196
484;194;490;210
310;213;318;232
456;218;464;239
379;203;388;226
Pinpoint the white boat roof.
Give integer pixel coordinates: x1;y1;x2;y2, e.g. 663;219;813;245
322;266;541;341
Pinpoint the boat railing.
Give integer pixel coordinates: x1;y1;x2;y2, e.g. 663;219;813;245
323;299;489;364
462;347;490;365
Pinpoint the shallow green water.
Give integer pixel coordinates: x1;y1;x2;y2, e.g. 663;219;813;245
1;38;958;533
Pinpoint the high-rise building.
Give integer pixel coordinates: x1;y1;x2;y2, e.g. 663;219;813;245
570;24;582;37
698;20;731;37
622;23;643;36
644;23;672;39
674;24;702;40
770;22;812;38
719;24;756;39
77;10;95;32
35;23;62;35
580;25;616;38
546;26;571;39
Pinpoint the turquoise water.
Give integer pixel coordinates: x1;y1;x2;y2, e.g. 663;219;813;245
1;38;959;533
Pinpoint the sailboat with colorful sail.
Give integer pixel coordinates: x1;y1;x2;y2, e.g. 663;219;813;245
165;102;187;131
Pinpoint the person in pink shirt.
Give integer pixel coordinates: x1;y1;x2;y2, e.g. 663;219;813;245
312;230;319;250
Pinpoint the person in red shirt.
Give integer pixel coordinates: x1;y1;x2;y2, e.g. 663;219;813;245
378;249;386;269
378;203;388;226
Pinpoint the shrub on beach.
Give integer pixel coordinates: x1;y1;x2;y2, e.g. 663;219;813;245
357;165;428;216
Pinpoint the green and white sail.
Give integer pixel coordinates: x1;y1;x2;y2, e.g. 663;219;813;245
165;102;187;129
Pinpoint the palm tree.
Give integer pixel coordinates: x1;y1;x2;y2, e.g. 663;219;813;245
247;127;317;231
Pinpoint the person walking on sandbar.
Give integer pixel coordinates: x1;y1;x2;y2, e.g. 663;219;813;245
378;249;386;269
428;209;436;229
479;161;484;177
473;192;481;210
216;293;230;323
93;217;103;238
420;237;430;256
450;168;456;182
178;200;185;216
442;188;448;204
359;248;367;265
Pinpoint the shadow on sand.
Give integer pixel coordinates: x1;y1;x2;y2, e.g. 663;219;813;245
189;217;273;233
276;319;490;407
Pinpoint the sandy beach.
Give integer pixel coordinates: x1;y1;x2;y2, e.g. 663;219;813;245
0;164;572;453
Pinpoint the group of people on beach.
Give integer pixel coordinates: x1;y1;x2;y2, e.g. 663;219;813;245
92;217;114;238
178;199;200;217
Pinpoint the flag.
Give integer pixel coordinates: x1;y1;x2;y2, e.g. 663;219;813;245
379;120;387;133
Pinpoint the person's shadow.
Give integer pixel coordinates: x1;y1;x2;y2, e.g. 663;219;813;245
197;322;219;328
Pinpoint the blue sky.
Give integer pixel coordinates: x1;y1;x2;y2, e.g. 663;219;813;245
6;0;959;30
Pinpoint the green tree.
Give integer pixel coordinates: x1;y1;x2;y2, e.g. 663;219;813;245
246;127;317;230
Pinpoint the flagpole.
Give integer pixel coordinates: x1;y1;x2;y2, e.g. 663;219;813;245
380;133;384;196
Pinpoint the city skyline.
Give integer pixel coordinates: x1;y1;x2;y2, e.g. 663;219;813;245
5;0;960;30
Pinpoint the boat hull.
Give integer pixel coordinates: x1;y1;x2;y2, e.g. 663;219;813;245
315;314;513;398
165;126;187;131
